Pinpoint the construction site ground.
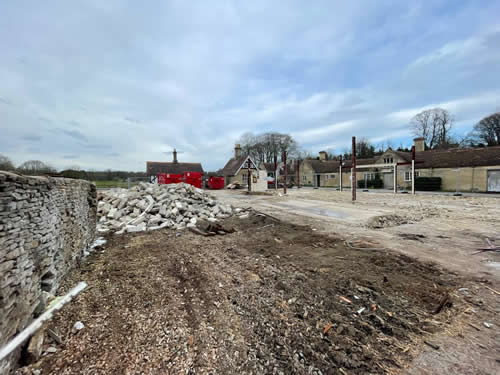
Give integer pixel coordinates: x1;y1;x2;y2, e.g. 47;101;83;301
18;189;500;374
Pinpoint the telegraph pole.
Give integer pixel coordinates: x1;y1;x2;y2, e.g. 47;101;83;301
282;150;287;195
247;158;251;192
296;159;300;189
339;155;343;191
351;137;356;201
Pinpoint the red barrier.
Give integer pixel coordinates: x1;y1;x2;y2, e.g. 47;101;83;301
208;176;225;189
184;172;202;188
158;173;183;185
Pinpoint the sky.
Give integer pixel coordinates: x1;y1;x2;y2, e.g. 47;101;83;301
1;0;500;172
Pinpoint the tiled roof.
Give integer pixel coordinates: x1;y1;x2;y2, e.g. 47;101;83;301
306;160;340;173
220;155;255;176
415;146;500;169
146;161;204;176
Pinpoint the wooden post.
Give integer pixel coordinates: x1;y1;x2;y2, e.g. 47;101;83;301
274;155;278;191
411;146;415;195
247;158;251;192
352;137;356;201
283;151;287;195
296;159;300;189
339;155;343;191
393;163;397;194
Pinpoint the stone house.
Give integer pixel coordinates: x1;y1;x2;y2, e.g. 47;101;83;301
146;149;204;182
300;140;500;192
260;161;297;187
220;144;266;190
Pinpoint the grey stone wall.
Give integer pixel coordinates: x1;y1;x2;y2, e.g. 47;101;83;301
0;171;96;373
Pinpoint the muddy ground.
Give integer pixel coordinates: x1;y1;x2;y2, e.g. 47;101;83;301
16;211;499;374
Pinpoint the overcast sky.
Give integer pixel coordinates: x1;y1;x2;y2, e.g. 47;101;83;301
1;1;500;171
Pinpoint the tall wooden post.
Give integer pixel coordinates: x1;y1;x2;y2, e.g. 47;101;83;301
339;155;343;191
393;163;397;194
274;154;278;191
283;151;287;195
352;137;356;201
411;146;415;195
247;158;251;192
296;159;300;189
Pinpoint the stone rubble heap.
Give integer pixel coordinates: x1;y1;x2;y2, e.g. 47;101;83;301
97;182;233;234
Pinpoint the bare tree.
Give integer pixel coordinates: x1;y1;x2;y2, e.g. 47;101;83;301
0;154;15;171
237;132;298;163
410;108;454;149
471;112;500;146
17;160;56;175
342;139;376;159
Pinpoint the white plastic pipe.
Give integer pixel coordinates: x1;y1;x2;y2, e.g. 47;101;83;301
0;282;87;362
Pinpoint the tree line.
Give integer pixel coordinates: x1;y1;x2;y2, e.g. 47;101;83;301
0;156;146;181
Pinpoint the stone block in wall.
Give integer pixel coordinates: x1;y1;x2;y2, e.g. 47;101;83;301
0;171;97;373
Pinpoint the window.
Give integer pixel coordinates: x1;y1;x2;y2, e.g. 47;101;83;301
267;172;274;177
242;173;247;182
384;157;393;164
302;175;307;181
404;171;420;181
330;174;335;178
365;172;375;180
324;174;328;180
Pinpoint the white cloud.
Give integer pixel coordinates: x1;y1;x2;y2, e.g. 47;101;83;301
1;1;500;170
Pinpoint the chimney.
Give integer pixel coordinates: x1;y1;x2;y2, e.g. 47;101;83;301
319;151;327;161
234;144;242;158
173;148;178;163
413;138;425;152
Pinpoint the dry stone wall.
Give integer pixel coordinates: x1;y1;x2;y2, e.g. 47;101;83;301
0;171;96;373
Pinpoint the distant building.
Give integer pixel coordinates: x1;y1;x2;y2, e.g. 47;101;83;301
220;144;266;190
300;140;500;192
146;149;204;182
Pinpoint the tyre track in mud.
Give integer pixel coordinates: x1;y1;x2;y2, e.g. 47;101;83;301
18;214;492;375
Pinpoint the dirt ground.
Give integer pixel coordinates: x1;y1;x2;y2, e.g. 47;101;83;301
15;189;500;374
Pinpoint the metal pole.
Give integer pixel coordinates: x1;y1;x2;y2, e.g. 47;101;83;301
283;151;287;195
339;155;343;191
352;137;356;201
411;146;415;195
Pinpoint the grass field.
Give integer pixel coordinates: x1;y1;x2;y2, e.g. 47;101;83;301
92;180;136;189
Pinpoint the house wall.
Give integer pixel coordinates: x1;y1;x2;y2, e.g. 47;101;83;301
417;166;500;192
227;168;259;186
299;162;315;186
0;172;97;373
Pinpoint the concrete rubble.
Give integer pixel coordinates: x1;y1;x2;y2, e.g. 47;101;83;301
97;182;233;234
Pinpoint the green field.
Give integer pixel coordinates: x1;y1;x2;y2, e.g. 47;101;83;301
92;180;136;189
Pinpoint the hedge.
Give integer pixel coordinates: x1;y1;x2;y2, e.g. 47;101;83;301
415;177;441;191
357;175;383;189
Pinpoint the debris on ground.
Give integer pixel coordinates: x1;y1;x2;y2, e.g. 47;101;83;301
71;321;84;334
18;214;471;374
97;182;233;233
226;181;242;189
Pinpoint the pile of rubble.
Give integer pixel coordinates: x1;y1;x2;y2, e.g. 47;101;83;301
97;182;233;234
